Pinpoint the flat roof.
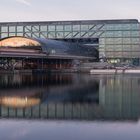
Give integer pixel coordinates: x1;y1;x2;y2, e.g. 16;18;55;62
0;19;138;26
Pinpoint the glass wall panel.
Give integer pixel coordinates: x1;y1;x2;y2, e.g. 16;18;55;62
132;45;140;51
48;26;55;31
123;31;131;37
88;24;94;29
99;44;105;49
17;26;23;32
123;52;131;58
99;38;105;44
94;24;103;30
64;32;72;38
131;38;140;44
123;38;131;44
123;45;131;51
131;24;139;30
99;48;105;52
94;31;103;37
114;31;122;37
40;26;47;31
114;52;123;57
64;25;72;31
114;45;122;51
80;32;88;38
105;31;114;37
72;25;80;31
105;45;114;51
88;32;96;37
56;25;63;31
131;31;139;37
32;26;40;32
40;32;48;38
1;26;8;32
100;32;105;37
9;26;16;32
25;26;31;32
48;32;55;38
56;32;64;38
1;33;8;38
99;52;105;57
105;38;114;44
81;25;89;31
113;24;122;30
106;24;114;30
121;24;131;30
17;33;23;36
32;33;39;38
132;52;140;57
39;32;47;38
114;38;122;44
9;33;16;36
72;32;80;38
25;33;31;37
105;52;114;58
40;34;47;38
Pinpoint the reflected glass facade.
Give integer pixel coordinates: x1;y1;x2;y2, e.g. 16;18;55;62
0;19;140;64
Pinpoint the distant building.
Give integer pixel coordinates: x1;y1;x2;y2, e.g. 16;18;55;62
0;19;139;65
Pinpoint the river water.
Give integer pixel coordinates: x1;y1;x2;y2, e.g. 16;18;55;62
0;73;140;140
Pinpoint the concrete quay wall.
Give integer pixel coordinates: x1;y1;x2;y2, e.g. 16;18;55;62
90;69;140;74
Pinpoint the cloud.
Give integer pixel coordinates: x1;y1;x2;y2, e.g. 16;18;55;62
15;0;31;6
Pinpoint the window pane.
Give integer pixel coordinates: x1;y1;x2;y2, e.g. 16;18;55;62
1;26;8;32
81;25;88;31
131;24;139;30
9;26;16;32
56;32;64;38
40;26;47;31
25;26;31;32
17;33;23;36
9;33;16;36
131;31;139;37
48;26;55;31
123;38;131;44
123;45;131;51
131;38;140;44
105;31;114;37
56;25;63;31
1;33;8;38
48;32;55;38
114;31;122;37
64;25;71;31
17;26;23;32
106;38;114;44
64;32;72;38
32;26;40;32
73;25;80;31
123;31;131;37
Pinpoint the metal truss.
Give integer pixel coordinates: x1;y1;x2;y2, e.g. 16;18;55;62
22;24;105;39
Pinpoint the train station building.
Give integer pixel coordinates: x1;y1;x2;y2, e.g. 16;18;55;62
0;19;139;70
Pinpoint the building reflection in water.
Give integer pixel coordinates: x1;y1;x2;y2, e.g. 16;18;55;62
0;74;140;121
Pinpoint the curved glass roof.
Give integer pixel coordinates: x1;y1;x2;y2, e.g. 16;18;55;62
0;36;96;59
0;36;41;49
0;36;72;54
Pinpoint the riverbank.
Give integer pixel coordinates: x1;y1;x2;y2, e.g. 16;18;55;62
1;68;140;74
90;69;140;74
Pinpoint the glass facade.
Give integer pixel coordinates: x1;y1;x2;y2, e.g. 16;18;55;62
0;19;139;64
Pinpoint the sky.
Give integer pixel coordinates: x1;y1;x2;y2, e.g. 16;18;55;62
0;0;140;22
